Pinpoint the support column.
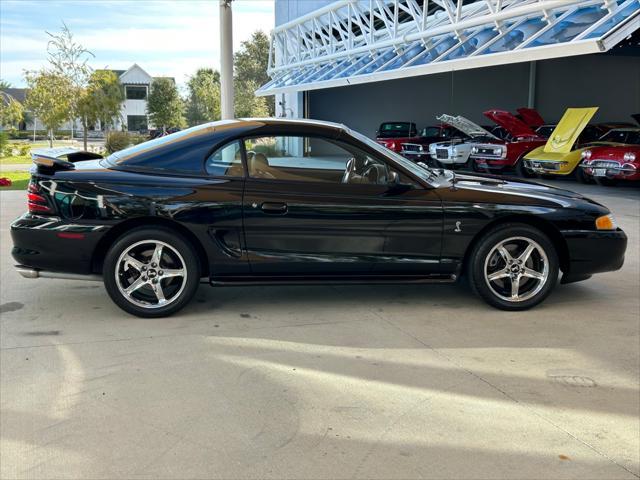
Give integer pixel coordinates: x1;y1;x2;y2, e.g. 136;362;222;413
220;0;234;119
527;61;537;108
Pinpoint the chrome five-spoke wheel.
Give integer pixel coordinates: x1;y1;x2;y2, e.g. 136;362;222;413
484;236;549;303
115;240;187;309
468;224;559;310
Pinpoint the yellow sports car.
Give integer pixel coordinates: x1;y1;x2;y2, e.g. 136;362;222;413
524;107;598;181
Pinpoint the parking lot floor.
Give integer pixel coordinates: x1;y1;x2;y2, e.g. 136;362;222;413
1;180;639;479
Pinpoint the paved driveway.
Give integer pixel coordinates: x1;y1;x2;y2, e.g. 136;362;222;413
1;182;638;479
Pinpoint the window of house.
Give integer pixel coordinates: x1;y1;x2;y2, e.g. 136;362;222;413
126;86;147;100
205;140;244;177
127;115;148;132
243;135;400;185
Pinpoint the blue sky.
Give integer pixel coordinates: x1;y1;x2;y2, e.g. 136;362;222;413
0;0;275;89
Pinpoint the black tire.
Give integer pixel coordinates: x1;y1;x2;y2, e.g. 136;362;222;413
573;164;592;184
467;223;559;311
515;158;536;178
595;177;618;187
103;227;201;318
472;160;485;173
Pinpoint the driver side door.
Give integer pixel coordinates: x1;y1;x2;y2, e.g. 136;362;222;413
241;134;443;275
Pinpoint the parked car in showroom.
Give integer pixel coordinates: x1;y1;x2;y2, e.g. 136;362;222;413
516;107;545;129
12;119;626;317
377;121;456;156
469;110;547;177
523;107;599;181
423;114;498;168
581;128;640;185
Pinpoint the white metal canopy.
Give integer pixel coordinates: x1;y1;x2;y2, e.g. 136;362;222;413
256;0;640;96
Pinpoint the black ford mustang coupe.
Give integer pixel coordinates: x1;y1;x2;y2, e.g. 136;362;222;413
11;119;627;317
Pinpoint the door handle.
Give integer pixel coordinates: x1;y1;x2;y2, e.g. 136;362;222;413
260;202;288;214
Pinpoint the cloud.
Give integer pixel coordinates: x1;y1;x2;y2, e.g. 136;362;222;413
0;0;274;87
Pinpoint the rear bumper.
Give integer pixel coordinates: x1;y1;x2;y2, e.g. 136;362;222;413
562;229;627;276
10;213;111;275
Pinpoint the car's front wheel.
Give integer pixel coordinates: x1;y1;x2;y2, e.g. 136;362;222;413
103;227;201;317
468;224;559;310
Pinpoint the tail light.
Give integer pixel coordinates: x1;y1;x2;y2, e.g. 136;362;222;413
27;182;53;214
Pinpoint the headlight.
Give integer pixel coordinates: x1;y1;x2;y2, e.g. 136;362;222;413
471;146;478;154
418;145;423;152
623;152;636;161
595;214;617;231
581;150;592;159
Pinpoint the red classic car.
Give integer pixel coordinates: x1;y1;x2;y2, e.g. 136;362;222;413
516;107;545;129
469;110;547;176
376;121;458;155
581;128;640;185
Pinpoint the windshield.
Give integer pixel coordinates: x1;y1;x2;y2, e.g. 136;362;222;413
348;128;448;185
378;122;415;137
599;129;640;144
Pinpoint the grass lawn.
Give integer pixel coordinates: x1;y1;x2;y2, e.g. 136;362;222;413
0;155;31;165
0;141;81;166
0;171;30;190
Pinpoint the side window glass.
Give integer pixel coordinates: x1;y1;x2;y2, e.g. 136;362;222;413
205;140;244;177
244;135;406;186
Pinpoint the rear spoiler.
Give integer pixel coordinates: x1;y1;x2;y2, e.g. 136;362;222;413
32;151;103;174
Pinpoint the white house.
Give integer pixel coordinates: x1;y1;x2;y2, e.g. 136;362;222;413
111;64;175;132
1;63;174;135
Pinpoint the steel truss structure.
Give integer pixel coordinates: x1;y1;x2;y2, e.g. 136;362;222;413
256;0;639;96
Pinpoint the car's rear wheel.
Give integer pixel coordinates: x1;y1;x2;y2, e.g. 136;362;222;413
468;224;559;310
103;227;200;317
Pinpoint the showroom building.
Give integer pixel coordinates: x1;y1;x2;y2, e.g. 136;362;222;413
258;0;640;138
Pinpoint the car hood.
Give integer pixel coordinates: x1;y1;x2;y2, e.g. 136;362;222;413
451;172;598;207
544;107;599;154
484;110;539;138
517;108;545;128
437;114;498;140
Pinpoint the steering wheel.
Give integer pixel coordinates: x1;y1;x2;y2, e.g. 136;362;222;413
341;157;356;184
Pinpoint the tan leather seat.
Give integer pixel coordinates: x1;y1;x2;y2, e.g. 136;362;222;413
249;152;271;178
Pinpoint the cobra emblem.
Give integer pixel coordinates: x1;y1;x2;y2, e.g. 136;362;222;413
454;221;462;233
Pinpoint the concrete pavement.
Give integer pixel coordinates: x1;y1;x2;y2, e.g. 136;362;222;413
1;181;638;479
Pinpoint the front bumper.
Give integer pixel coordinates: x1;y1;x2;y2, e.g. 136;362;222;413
472;157;513;170
524;159;574;176
581;162;640;181
562;229;627;276
11;213;111;275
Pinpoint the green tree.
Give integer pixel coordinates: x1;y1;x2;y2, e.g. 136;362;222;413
147;78;185;133
77;70;124;149
46;23;94;139
0;92;24;130
234;80;269;118
186;68;221;126
0;79;12;90
24;71;73;147
234;31;273;116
